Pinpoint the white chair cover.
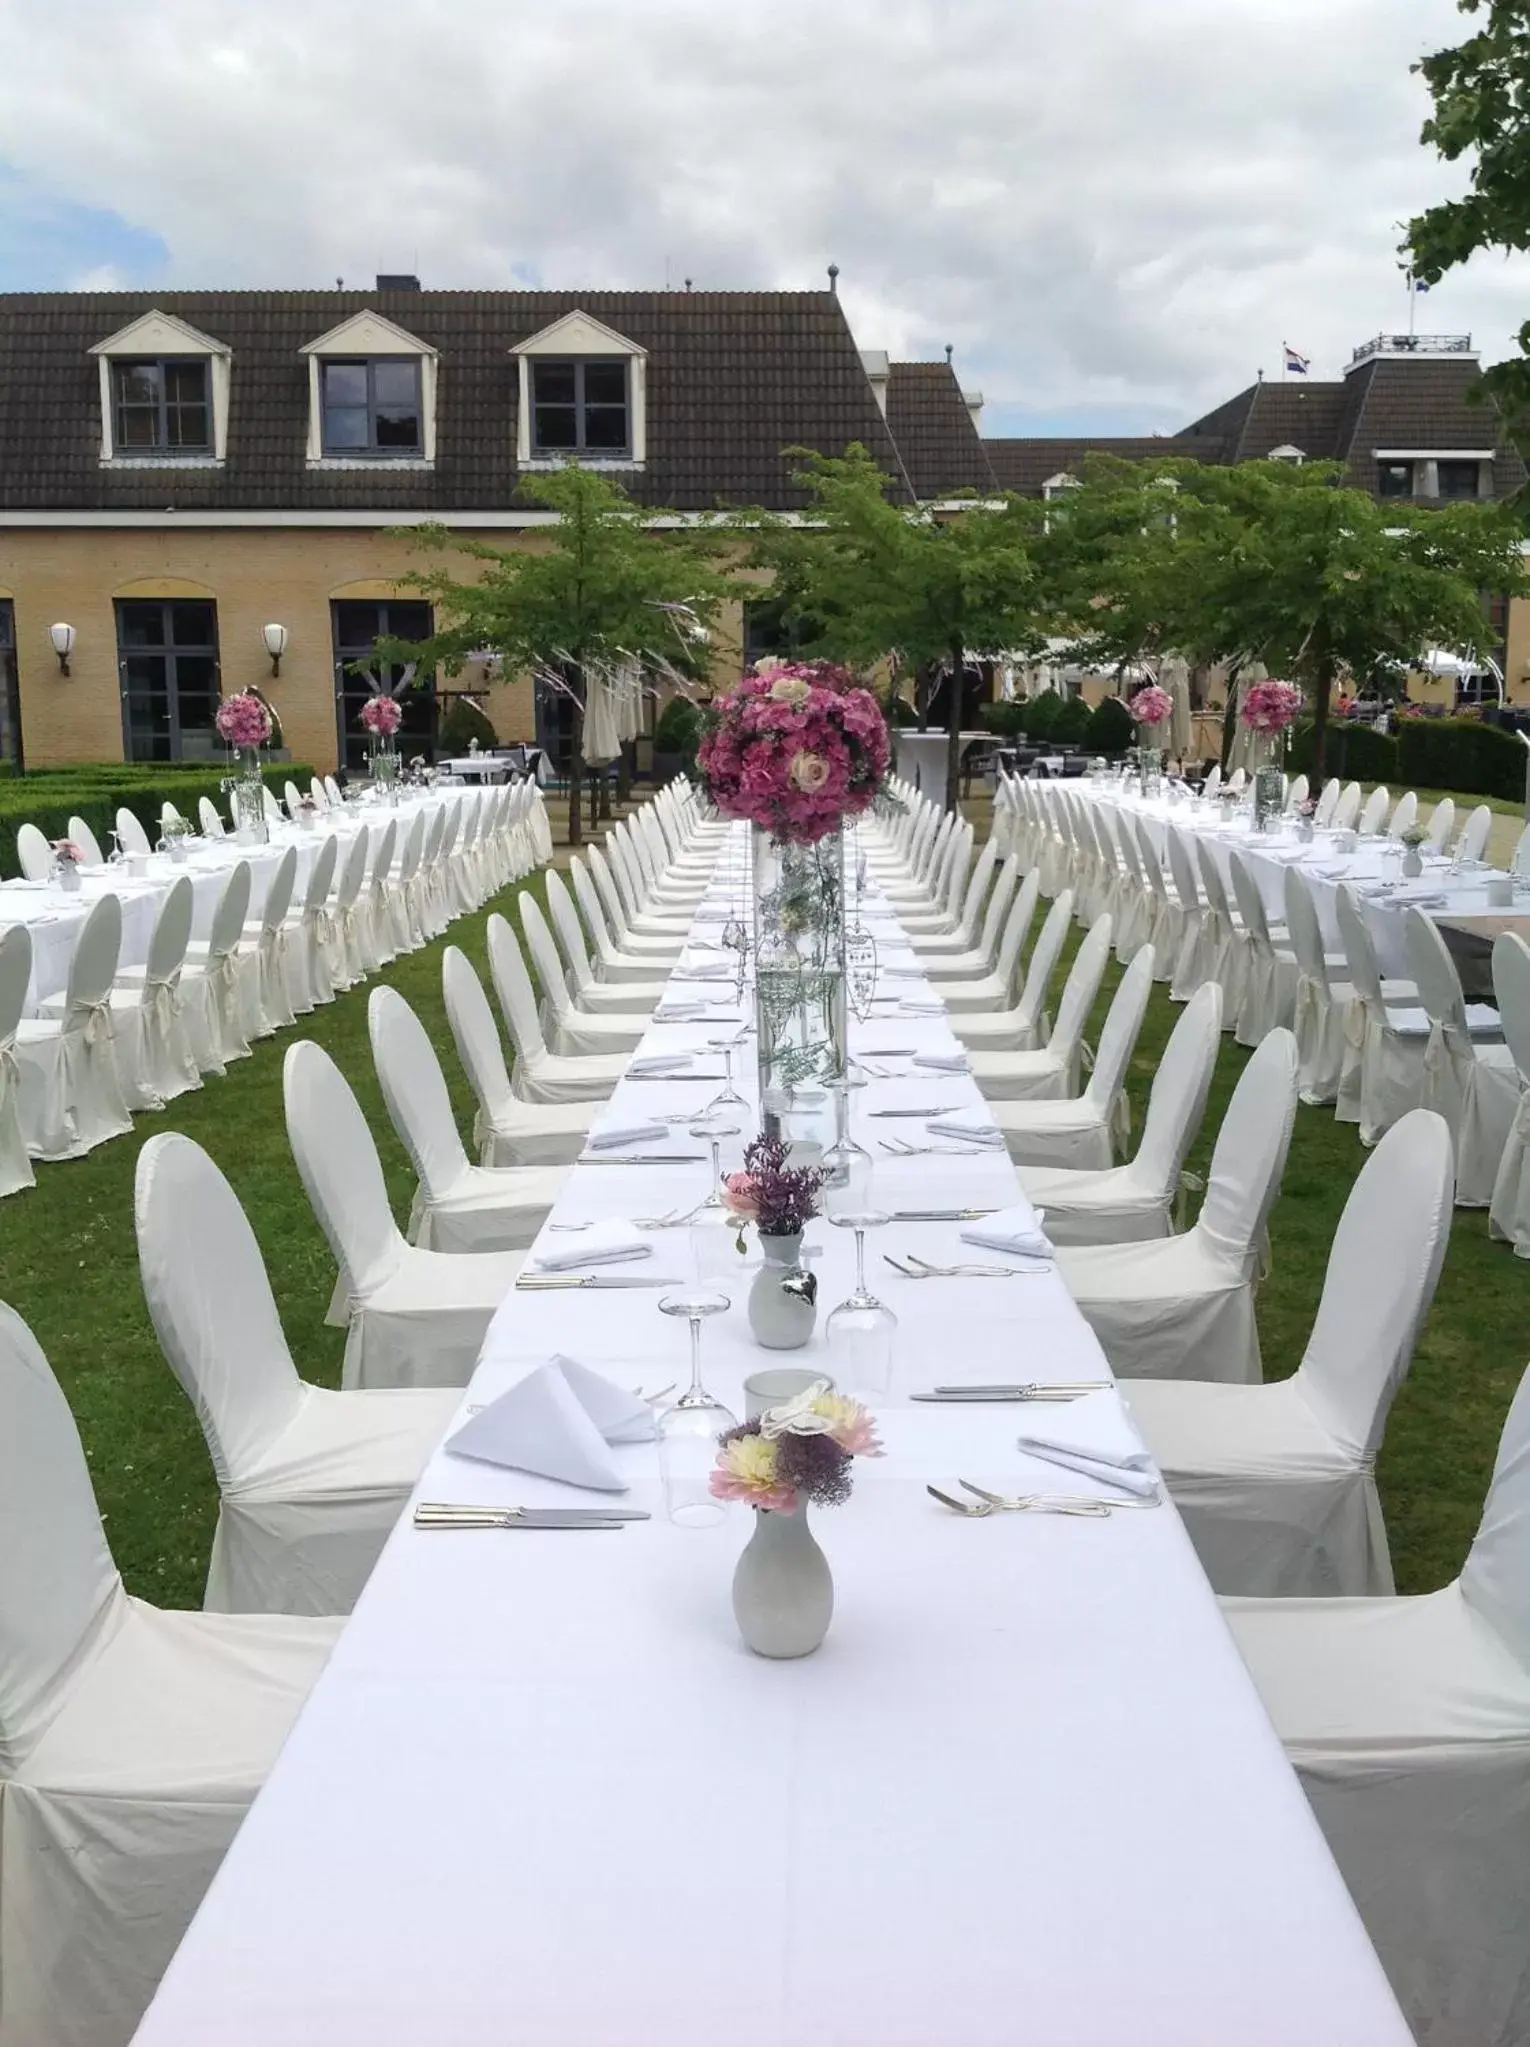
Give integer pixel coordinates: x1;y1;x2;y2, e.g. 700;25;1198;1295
197;794;226;838
120;873;201;1109
569;852;681;985
1387;791;1417;839
286;830;340;1013
327;825;372;992
1228;848;1295;1047
1194;839;1245;1020
441;946;595;1167
0;924;37;1196
361;817;398;973
1127;1108;1453;1596
1056;1028;1299;1382
1331;782;1362;831
14;822;52;881
929;869;1037;1012
1424;795;1456;850
519;892;647;1056
544;868;664;1013
1019;982;1222;1243
283;1041;524;1389
65;815;105;867
952;889;1073;1053
114;807;152;856
1165;829;1207;1001
184;860;253;1075
1127;811;1183;984
1227;1361;1530;2047
1406;906;1519;1206
1457;803;1493;865
1333;884;1427;1143
392;810;427;955
14;891;134;1159
369;985;567;1252
488;913;627;1101
247;843;298;1036
907;836;1001;959
586;842;684;959
1358;786;1389;835
0;1301;338;2047
1489;932;1530;1257
136;1131;455;1615
1285;867;1348;1104
1312;778;1341;828
989;944;1153;1169
969;914;1113;1101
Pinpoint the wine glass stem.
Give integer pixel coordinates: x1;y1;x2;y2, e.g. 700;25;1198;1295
687;1313;705;1397
710;1138;722;1196
855;1227;867;1292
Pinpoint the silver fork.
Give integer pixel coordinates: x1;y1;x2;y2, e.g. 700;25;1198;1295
883;1254;1026;1280
959;1478;1162;1512
878;1138;988;1158
927;1485;1111;1519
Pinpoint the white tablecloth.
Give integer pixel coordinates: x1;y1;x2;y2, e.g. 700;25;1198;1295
129;822;1409;2047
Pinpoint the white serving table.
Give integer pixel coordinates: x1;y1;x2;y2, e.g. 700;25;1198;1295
128;821;1409;2047
893;728;992;800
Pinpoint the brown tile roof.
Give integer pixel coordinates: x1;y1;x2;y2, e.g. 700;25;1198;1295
0;288;908;513
986;434;1227;495
883;361;995;497
1333;356;1526;497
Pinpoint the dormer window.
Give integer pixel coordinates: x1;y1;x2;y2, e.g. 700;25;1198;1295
512;309;647;470
1041;472;1082;501
1269;444;1304;464
89;310;230;465
300;311;437;467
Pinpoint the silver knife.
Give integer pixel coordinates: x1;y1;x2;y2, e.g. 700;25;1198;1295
890;1208;998;1221
414;1504;636;1529
579;1153;709;1164
515;1272;688;1291
625;1074;726;1083
869;1106;961;1118
910;1382;1114;1403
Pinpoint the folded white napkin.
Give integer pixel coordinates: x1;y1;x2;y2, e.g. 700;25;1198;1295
527;1220;653;1272
655;1001;708;1020
959;1203;1054;1260
586;1121;669;1150
447;1355;655;1491
928;1117;1005;1148
1017;1389;1158;1499
913;1050;970;1074
628;1053;693;1076
897;998;946;1016
675;960;736;980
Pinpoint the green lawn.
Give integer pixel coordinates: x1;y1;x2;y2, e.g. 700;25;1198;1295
2;813;1523;1609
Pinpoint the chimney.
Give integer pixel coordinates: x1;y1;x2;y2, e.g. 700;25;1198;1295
375;273;421;292
963;386;985;429
860;349;891;417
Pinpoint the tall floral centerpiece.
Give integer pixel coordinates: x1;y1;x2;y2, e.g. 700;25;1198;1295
1240;679;1304;830
360;693;404;797
696;662;892;1134
712;1379;882;1657
215;691;274;844
1127;682;1174;794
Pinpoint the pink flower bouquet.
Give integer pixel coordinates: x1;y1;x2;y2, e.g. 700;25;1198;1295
1240;680;1304;735
722;1133;824;1251
711;1380;882;1514
696;661;891;845
51;839;81;864
214;692;273;750
1127;684;1174;729
359;694;403;739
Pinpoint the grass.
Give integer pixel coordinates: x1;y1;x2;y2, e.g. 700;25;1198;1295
2;791;1524;1607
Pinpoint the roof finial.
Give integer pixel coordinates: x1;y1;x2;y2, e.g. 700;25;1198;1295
684;277;693;293
827;262;840;295
945;342;954;365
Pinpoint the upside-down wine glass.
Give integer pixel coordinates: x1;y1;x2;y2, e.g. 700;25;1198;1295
821;1074;872;1208
703;1034;747;1113
656;1289;736;1527
824;1208;897;1396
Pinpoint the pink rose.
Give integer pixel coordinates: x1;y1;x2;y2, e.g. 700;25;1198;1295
723;1171;761;1221
788;750;831;794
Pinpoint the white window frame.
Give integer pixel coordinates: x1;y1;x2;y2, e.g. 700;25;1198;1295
89;310;231;467
1268;444;1304;464
299;311;438;469
511;309;647;471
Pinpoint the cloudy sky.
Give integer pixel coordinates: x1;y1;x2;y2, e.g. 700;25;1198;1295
0;0;1525;435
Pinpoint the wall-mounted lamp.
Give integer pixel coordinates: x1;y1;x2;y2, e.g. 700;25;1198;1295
262;622;289;678
49;622;76;676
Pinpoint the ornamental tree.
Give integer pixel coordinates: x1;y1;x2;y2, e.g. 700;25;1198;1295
743;445;1048;811
383;464;727;844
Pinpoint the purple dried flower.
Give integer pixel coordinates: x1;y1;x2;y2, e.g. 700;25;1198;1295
773;1430;853;1507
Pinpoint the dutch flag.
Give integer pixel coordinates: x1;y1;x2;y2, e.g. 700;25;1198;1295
1283;344;1310;376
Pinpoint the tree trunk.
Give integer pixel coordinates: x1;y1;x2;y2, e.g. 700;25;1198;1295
566;663;586;847
1308;651;1337;786
945;643;965;814
1219;665;1242;774
616;740;633;808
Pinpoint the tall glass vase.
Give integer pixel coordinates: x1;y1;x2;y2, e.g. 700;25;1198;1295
1249;731;1285;831
1137;723;1168;795
752;828;848;1141
230;747;268;845
371;741;400;802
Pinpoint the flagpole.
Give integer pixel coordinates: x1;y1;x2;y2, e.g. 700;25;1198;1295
1407;270;1417;338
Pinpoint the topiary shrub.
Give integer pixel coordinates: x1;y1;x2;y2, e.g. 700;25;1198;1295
1023;691;1062;742
1086;695;1135;755
1053;694;1092;745
652;694;704;780
438;695;498;755
982;700;1028;739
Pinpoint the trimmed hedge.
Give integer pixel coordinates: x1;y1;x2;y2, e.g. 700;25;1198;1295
0;764;315;879
1287;720;1399;784
981;700;1028;739
438;697;497;754
1284;715;1529;802
1086;695;1135;755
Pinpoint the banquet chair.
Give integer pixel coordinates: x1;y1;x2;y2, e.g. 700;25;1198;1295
324;773;343;807
985;944;1155;1169
309;775;329;811
968;914;1114;1101
1489;933;1530;1257
1286;868;1354;1105
589;841;686;958
137;1131;456;1615
1228;850;1296;1046
950;889;1075;1053
14;821;52;881
0;1302;341;2047
0;924;36;1196
519;893;648;1056
114;806;153;857
1127;814;1183;985
609;825;699;936
160;801;189;832
1055;1027;1299;1383
905;837;1004;963
1333;885;1428;1145
1283;774;1310;816
1226;1359;1530;2047
283;1041;525;1389
1386;791;1418;839
450;796;485;915
14;891;134;1160
1357;787;1390;836
239;842;299;1037
327;825;372;992
361;816;399;972
543;868;666;1013
1101;809;1152;965
283;779;303;821
1456;803;1494;866
441;946;597;1167
1227;768;1247;795
927;870;1038;1014
429;800;463;932
1127;1108;1453;1598
284;831;340;1013
1019;982;1221;1244
487;914;627;1102
1331;782;1363;832
414;807;449;941
179;859;254;1076
1165;829;1209;1001
1405;906;1518;1207
1203;763;1223;796
369;986;568;1253
64;872;201;1111
260;783;281;830
1193;842;1246;1021
197;794;226;838
65;814;105;867
569;853;685;987
1424;795;1456;850
1513;823;1530;880
390;810;427;954
897;822;974;933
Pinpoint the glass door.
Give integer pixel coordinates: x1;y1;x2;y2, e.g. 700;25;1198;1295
117;600;221;762
331;600;434;772
0;604;21;771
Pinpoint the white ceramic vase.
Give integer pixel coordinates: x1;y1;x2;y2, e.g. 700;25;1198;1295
1403;846;1424;879
747;1232;817;1350
732;1502;834;1658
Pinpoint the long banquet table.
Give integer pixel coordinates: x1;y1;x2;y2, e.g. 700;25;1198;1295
129;818;1410;2047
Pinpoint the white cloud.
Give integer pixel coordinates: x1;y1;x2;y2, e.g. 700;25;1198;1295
0;0;1525;430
